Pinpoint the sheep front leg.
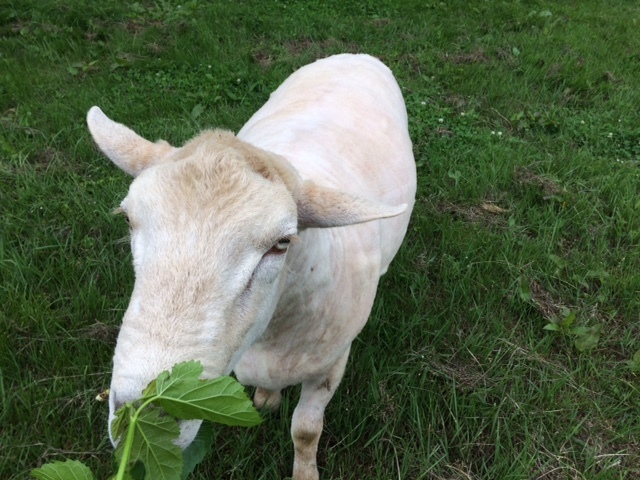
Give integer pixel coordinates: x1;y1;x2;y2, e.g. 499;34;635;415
291;347;350;480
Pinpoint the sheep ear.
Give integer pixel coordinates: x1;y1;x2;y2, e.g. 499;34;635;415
297;180;407;228
87;106;175;176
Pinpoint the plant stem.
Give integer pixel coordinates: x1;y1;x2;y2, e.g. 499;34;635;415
114;404;138;480
114;399;157;480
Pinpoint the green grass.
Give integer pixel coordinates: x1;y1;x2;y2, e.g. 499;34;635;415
2;0;640;478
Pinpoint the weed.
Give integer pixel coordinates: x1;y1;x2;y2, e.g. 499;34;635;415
628;350;640;373
542;308;603;352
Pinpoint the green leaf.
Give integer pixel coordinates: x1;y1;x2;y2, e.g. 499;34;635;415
115;407;183;480
111;404;131;443
512;47;521;56
543;323;560;331
181;422;214;479
225;89;240;101
627;349;640;372
129;462;145;480
158;361;203;389
190;104;204;120
142;377;158;400
31;460;95;480
153;363;262;426
518;277;531;302
560;311;576;328
572;274;589;289
447;169;461;188
574;324;602;352
585;269;609;279
569;326;590;336
548;254;566;270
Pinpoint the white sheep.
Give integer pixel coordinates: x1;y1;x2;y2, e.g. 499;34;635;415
87;53;416;480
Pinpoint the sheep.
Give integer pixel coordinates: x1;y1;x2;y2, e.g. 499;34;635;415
87;53;416;480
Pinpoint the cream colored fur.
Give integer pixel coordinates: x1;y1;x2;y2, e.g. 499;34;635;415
87;54;416;480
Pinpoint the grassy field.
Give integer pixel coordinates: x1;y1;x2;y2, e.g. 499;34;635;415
2;0;640;478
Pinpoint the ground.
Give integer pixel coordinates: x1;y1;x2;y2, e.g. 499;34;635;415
1;1;639;478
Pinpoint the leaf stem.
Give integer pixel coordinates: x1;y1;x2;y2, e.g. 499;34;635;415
114;398;158;480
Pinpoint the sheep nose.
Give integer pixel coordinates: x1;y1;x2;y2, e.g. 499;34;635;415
109;390;122;412
108;391;123;447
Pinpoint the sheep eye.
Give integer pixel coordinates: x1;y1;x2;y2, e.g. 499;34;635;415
274;238;291;251
268;237;291;255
